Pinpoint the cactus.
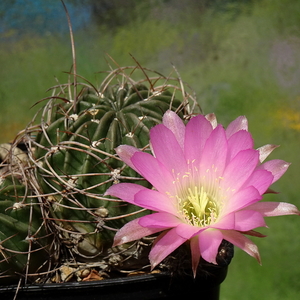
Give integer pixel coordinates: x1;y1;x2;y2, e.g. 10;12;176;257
0;144;51;284
22;66;200;274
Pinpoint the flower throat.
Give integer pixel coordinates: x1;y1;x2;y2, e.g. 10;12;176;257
180;186;219;227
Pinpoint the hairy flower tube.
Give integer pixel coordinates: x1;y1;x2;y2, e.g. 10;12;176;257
105;110;299;276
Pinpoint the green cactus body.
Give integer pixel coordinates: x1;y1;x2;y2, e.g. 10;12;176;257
28;67;199;267
0;175;50;284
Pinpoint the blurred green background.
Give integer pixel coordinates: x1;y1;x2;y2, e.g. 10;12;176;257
1;0;300;298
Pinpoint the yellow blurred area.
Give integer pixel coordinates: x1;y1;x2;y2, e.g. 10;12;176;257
275;106;300;131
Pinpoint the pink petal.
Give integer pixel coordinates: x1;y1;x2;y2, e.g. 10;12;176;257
134;189;179;215
138;212;181;228
105;183;147;204
190;236;201;277
184;114;213;163
234;210;267;231
257;144;279;163
175;223;203;239
115;145;140;172
246;202;300;217
149;228;187;269
224;186;262;215
241;169;274;195
199;229;224;264
226;116;248;138
113;218;162;246
211;212;235;230
257;159;290;184
227;130;254;161
199;125;228;177
221;149;259;192
131;152;175;193
162;110;186;150
221;230;261;264
149;124;187;174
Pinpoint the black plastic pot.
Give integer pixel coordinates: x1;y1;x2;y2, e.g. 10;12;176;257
1;240;234;300
0;266;228;300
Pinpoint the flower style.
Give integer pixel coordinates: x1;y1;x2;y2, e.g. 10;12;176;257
105;110;299;275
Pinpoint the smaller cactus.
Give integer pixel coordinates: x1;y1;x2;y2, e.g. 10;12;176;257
0;144;51;285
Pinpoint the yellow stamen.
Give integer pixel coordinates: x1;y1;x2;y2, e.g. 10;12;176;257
172;165;223;227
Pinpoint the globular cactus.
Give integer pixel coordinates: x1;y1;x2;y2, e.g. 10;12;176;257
0;144;51;285
24;66;200;272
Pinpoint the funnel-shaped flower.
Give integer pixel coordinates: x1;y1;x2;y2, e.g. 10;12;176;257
106;111;299;275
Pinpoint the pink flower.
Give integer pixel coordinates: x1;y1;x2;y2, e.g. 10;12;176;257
105;110;299;276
